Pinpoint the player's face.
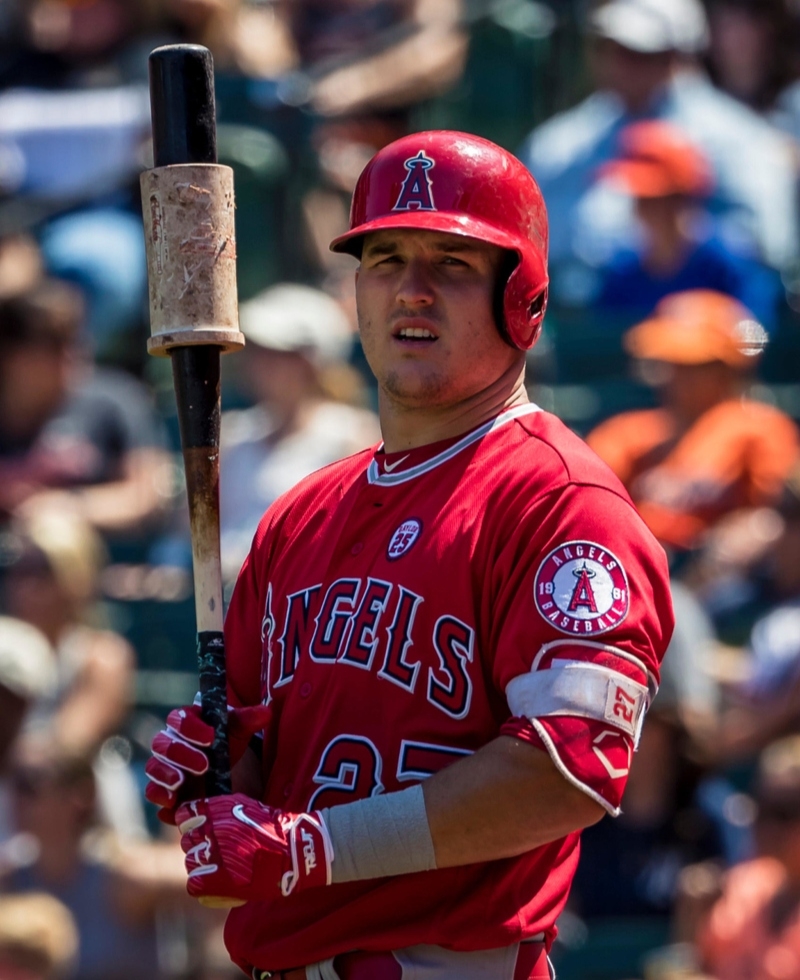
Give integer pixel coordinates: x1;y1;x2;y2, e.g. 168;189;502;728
355;229;521;410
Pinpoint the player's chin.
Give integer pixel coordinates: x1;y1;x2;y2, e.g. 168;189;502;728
380;365;451;406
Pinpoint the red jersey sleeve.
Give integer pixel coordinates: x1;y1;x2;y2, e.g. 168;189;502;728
489;481;674;814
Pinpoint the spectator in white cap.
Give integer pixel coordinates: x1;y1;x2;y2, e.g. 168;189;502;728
0;616;55;846
219;283;380;588
590;0;709;60
518;0;798;307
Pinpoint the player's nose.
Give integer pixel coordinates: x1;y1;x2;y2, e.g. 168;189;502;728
394;258;435;308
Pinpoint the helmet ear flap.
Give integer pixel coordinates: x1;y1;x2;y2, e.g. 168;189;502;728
493;250;522;349
525;287;548;350
529;288;548;322
501;255;549;350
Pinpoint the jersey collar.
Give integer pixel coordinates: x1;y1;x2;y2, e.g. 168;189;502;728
367;403;541;486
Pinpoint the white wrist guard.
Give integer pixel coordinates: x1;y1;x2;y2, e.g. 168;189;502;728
322;784;437;884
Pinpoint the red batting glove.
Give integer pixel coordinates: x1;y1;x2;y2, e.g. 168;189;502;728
145;702;272;825
145;704;211;824
176;795;333;902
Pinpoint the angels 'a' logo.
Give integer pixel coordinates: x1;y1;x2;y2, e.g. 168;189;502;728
569;563;598;613
534;541;629;636
393;151;436;211
387;519;422;560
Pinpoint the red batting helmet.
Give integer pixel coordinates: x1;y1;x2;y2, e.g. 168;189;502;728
330;131;549;350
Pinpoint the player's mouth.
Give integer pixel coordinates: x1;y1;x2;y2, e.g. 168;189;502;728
392;322;439;344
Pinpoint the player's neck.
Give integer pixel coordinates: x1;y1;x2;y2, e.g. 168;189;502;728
378;365;529;452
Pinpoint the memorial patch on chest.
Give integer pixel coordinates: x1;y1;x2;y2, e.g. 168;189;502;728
534;541;629;636
387;518;423;560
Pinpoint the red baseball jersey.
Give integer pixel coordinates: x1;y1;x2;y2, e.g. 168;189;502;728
222;403;674;973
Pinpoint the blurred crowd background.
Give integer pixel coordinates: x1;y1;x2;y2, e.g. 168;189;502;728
0;0;800;978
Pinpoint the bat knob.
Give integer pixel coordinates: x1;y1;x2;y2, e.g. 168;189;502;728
148;43;217;168
197;895;248;909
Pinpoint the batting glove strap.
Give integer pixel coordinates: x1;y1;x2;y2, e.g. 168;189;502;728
176;795;333;902
280;811;334;896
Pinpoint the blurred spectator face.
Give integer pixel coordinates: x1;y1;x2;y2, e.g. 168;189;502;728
754;737;800;878
771;512;800;598
0;237;43;304
0;280;85;441
3;549;72;642
755;801;800;876
25;0;134;60
1;337;77;437
635;193;687;238
661;359;738;420
243;345;318;414
289;0;415;64
237;284;354;416
0;688;27;773
769;472;800;597
707;1;776;104
164;0;237;30
11;741;95;855
590;39;674;110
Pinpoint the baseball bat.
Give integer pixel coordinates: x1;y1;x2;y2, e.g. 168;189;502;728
141;45;244;803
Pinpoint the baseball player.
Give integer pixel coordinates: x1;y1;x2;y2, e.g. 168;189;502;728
145;132;674;979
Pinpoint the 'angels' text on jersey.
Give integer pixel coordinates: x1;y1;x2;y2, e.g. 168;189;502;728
264;577;473;719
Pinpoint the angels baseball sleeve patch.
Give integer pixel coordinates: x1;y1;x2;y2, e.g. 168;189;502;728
533;541;630;637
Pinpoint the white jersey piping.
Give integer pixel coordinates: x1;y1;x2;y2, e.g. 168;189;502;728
367;403;542;486
531;718;621;817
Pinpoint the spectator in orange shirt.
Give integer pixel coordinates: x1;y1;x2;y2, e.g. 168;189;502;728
697;734;800;980
586;289;799;556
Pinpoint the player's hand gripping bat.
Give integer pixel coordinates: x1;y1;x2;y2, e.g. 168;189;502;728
141;44;245;905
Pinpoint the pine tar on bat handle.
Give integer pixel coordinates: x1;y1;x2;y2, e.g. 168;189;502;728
142;44;245;799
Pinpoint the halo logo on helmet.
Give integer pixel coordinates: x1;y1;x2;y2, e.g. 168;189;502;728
393;151;436;212
330;131;550;351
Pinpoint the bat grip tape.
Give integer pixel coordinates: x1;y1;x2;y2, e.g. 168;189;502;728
198;630;231;795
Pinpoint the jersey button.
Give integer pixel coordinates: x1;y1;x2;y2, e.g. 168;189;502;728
350;542;364;555
283;782;293;798
300;682;312;698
